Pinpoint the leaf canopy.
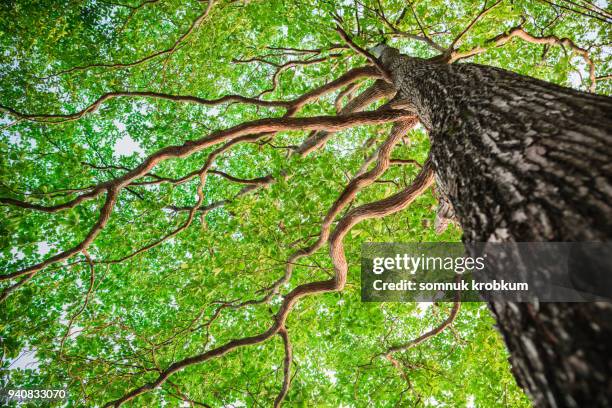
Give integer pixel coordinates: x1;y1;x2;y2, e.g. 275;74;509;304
0;0;609;406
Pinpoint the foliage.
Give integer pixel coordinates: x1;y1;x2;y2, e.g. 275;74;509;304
0;0;609;406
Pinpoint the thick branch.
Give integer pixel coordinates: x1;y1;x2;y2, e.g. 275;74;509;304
260;118;417;300
294;80;396;156
102;154;433;408
273;327;293;408
0;188;118;282
1;109;410;283
328;159;434;290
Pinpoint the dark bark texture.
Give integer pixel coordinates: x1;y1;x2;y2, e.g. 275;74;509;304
380;46;612;407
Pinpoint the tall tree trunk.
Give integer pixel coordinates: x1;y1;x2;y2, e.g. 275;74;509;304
379;46;612;407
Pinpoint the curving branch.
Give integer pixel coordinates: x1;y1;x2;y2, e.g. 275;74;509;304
0;188;118;283
537;0;612;24
328;159;435;290
265;44;347;55
0;272;35;303
370;299;460;400
334;82;360;113
103;172;276;265
448;26;598;91
406;1;442;51
257;56;331;97
59;252;97;352
569;0;612;20
166;176;275;214
43;0;216;78
130;166;274;188
165;380;212;407
115;0;161;34
0;92;289;123
234;55;341;97
101;157;434;408
0;66;380;124
390;158;423;168
101;181;204;265
258;118;417;302
0;188;103;213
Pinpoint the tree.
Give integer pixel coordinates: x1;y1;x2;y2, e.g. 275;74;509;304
375;44;612;407
0;0;610;407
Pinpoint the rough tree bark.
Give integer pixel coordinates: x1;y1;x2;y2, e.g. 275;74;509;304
378;46;612;408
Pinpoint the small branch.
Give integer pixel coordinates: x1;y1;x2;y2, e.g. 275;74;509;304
2;66;380;124
0;272;35;303
42;0;216;78
334;82;360;113
265;44;347;54
116;0;160;34
255;56;337;97
335;25;393;83
448;26;598;91
104;142;275;264
59;252;96;352
357;0;446;52
166;177;274;215
208;170;274;185
448;0;503;51
385;354;413;390
537;0;612;24
0;91;289;123
384;300;461;355
166;380;212;408
0;188;102;213
406;0;446;52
